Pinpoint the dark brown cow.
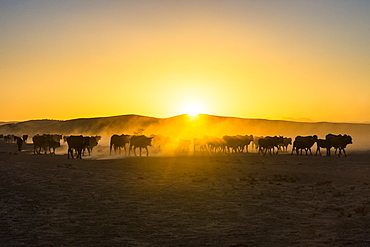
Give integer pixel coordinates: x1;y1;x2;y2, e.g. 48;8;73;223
15;136;23;151
278;137;292;152
32;135;48;154
316;139;329;156
33;134;62;155
207;137;226;153
223;135;241;153
193;137;208;153
326;134;353;157
48;139;61;155
22;135;28;143
252;136;263;151
83;136;101;155
129;135;153;156
110;134;130;155
291;135;318;155
258;136;283;155
67;135;89;159
237;135;254;153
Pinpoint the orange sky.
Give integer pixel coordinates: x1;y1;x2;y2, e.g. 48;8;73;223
1;1;369;123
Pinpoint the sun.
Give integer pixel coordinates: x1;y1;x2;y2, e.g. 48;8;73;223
182;101;204;116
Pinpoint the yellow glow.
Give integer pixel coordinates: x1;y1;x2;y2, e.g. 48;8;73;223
181;101;204;116
0;2;369;123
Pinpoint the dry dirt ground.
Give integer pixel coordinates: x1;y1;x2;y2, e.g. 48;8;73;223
1;141;370;247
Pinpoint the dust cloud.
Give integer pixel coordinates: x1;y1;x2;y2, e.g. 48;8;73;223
1;114;370;158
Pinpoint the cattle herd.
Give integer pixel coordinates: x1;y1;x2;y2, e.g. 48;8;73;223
0;132;353;159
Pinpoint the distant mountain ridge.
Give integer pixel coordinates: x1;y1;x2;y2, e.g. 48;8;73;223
1;114;370;149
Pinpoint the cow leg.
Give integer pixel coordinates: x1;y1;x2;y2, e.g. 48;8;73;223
68;148;73;159
145;147;149;156
338;148;346;157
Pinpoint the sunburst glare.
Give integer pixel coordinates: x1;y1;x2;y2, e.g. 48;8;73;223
182;101;204;116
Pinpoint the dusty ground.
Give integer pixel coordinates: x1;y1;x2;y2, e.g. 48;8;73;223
1;141;370;246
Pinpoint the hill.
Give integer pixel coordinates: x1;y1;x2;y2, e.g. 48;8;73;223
1;114;369;150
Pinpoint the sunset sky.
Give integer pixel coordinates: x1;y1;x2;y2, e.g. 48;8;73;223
1;0;369;123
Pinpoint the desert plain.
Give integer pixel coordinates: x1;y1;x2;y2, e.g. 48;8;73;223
1;140;370;247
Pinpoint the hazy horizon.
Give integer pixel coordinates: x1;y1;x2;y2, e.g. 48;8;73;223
2;113;370;125
1;1;369;122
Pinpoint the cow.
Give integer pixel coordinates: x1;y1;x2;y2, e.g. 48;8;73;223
291;135;318;155
110;134;130;155
177;139;192;154
51;135;62;154
32;134;62;154
278;137;292;152
315;139;330;156
82;136;101;155
206;137;226;153
22;135;28;143
129;135;153;156
15;136;23;151
193;137;208;153
252;136;263;151
33;135;49;154
6;134;15;143
63;135;69;143
223;135;241;153
48;139;61;155
237;135;254;153
151;135;171;154
67;135;89;159
326;134;353;157
258;136;283;155
44;134;62;154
